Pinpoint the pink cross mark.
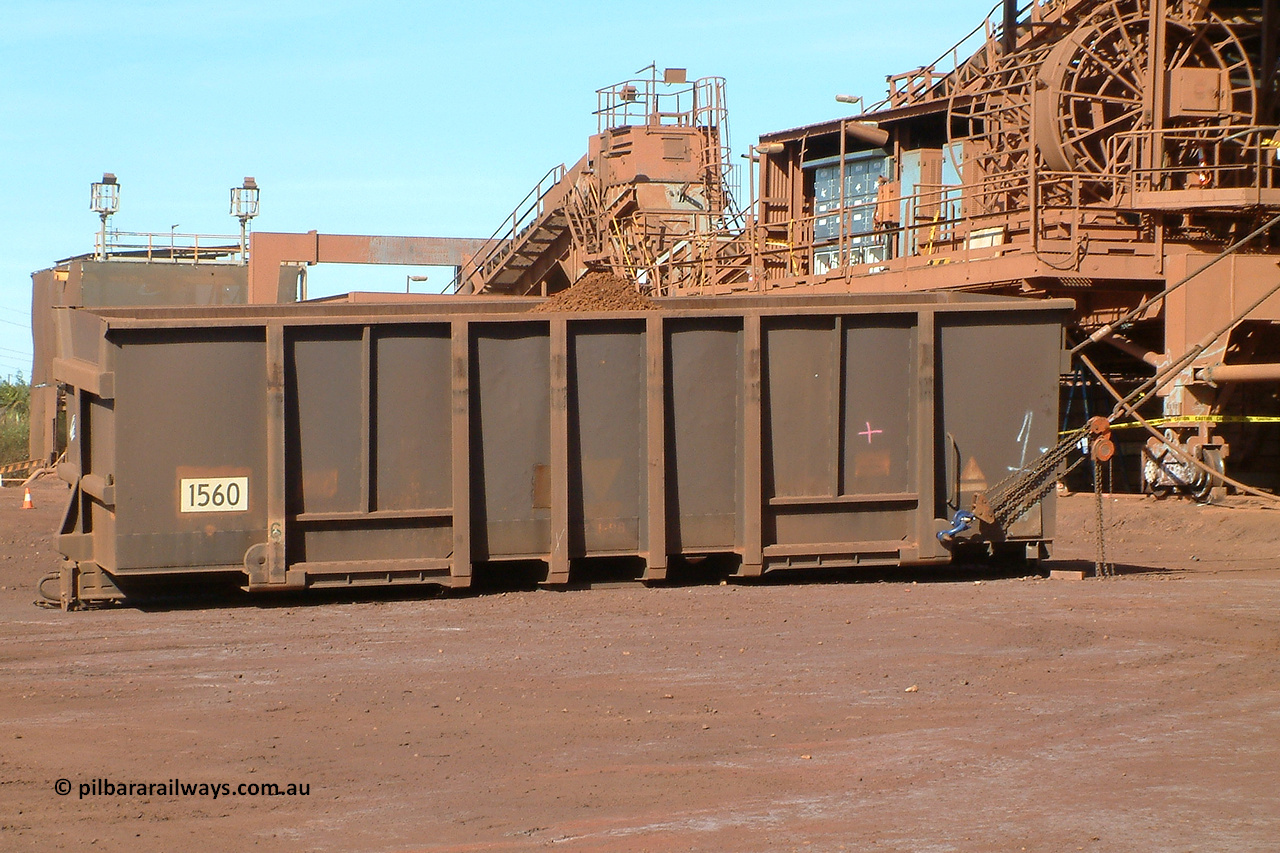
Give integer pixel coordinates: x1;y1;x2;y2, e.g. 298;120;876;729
859;421;883;444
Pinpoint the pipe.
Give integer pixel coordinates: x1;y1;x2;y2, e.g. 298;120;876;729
1099;333;1165;367
1195;362;1280;383
1002;0;1018;54
845;122;889;148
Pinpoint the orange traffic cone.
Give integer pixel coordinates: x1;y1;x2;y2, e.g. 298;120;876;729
21;488;34;510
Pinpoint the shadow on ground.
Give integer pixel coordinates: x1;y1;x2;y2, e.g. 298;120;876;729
59;552;1131;614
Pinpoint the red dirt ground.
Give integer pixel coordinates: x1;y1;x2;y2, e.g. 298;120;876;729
2;476;1278;852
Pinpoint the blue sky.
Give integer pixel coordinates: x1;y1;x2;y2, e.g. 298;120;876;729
0;0;997;379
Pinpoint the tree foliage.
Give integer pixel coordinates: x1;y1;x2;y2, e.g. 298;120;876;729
0;374;30;465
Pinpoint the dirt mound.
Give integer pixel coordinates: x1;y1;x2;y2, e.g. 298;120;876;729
530;270;657;313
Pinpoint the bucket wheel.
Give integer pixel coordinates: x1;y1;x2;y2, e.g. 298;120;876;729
1033;0;1255;181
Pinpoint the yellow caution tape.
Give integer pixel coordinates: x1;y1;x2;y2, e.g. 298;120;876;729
1059;414;1280;436
1113;414;1280;428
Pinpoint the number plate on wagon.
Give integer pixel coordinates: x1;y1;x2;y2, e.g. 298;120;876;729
180;477;249;513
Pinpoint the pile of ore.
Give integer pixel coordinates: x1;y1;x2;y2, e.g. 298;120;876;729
530;271;658;313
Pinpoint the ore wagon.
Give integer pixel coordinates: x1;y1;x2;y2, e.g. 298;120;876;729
48;292;1069;607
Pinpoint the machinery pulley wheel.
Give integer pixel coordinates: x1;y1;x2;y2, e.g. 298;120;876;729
1091;436;1116;462
1190;445;1225;503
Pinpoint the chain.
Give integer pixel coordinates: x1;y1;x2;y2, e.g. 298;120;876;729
973;424;1114;577
982;427;1089;528
1092;456;1112;578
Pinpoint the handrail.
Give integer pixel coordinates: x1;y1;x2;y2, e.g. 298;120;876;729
594;76;727;133
646;164;1181;290
95;229;242;264
453;164;567;291
1102;125;1280;195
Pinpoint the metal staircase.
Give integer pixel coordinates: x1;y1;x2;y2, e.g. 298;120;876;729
457;156;592;295
457;74;746;297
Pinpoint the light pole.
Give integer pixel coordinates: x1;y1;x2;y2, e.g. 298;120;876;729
230;177;260;265
406;274;428;293
90;173;120;261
